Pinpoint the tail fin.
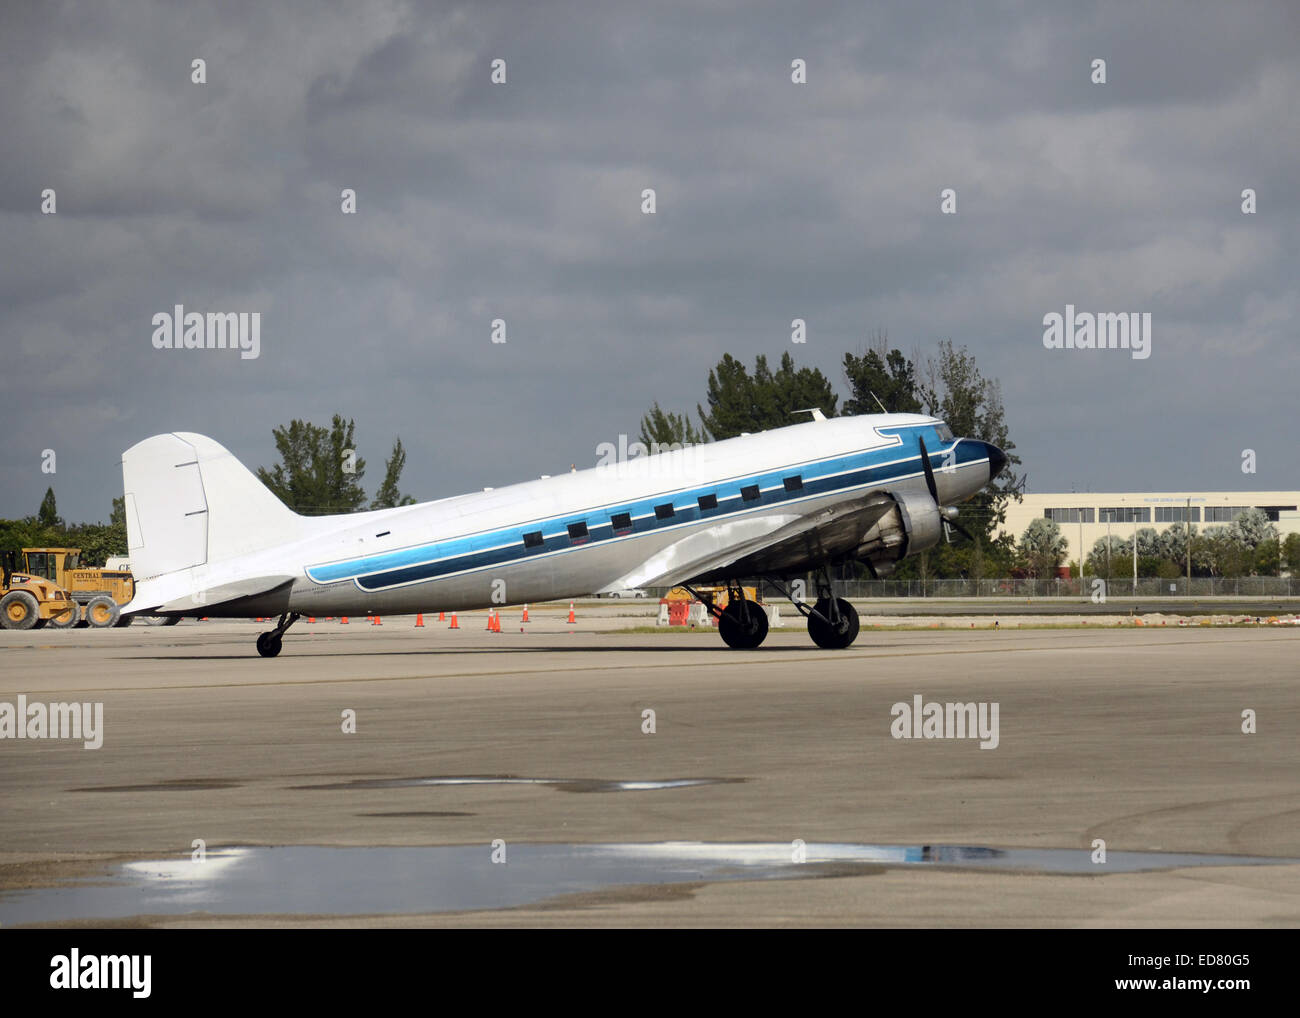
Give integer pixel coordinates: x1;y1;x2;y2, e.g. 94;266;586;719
121;433;305;584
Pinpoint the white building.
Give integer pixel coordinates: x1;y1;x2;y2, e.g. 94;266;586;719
998;491;1300;566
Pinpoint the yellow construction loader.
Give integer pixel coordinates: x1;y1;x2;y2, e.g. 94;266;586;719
20;548;135;628
1;552;78;630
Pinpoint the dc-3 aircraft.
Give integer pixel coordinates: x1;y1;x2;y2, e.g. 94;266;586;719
121;413;1006;657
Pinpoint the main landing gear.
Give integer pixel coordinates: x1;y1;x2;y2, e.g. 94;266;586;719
681;581;769;649
765;568;860;650
685;568;861;650
256;612;300;658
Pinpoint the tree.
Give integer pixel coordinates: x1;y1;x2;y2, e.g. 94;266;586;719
1230;507;1278;550
257;416;368;515
1157;524;1196;567
1283;533;1300;576
638;402;706;449
37;487;61;528
697;352;837;439
1087;535;1130;579
370;438;417;510
842;331;923;415
1018;518;1067;578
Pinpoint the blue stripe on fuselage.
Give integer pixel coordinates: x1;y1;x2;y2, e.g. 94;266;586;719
306;427;983;591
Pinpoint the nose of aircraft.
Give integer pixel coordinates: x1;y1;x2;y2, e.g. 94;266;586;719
986;443;1008;482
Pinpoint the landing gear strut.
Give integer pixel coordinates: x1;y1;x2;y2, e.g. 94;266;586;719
766;568;860;649
256;612;300;658
681;582;770;649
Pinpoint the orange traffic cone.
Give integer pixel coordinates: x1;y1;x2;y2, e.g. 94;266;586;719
494;611;503;633
372;615;382;626
567;602;576;624
486;610;495;630
449;612;459;629
308;616;316;623
438;611;445;622
521;604;530;622
340;616;349;624
415;613;425;627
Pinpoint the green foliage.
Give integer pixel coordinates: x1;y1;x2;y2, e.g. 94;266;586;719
0;496;126;568
371;438;416;510
696;352;838;439
842;335;923;415
37;487;61;528
1284;533;1300;576
256;416;368;515
638;402;706;448
1017;517;1067;578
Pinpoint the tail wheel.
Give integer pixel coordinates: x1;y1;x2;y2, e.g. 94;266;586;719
256;632;283;658
47;602;81;628
718;597;770;649
86;595;121;628
808;597;860;649
0;590;40;631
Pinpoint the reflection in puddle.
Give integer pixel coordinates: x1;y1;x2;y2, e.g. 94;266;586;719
292;776;745;793
3;841;1295;925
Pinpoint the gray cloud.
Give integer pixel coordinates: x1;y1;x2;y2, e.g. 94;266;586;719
2;0;1297;522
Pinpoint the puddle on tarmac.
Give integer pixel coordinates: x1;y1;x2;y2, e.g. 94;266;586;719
292;775;745;793
3;841;1296;924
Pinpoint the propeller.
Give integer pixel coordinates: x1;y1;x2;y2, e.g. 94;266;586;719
918;434;979;543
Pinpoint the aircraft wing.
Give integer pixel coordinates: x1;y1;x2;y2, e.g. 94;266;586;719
601;491;899;591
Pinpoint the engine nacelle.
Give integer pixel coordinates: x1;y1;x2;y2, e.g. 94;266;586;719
854;492;943;576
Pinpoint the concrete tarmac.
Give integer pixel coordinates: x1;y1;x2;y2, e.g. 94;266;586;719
2;608;1298;927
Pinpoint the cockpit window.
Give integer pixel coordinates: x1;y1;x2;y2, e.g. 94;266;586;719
935;423;954;442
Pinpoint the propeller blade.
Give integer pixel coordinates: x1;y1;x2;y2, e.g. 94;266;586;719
917;434;939;503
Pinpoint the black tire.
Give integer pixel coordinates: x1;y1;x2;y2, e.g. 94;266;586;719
256;632;282;658
47;602;81;628
114;614;134;627
1;590;40;631
808;597;860;649
86;595;120;629
718;597;770;649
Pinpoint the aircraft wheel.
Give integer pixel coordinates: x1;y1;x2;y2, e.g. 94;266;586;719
86;595;120;628
256;632;282;658
719;598;769;649
0;590;40;630
114;613;134;627
808;597;859;649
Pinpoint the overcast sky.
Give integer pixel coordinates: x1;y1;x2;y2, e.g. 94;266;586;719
3;0;1297;523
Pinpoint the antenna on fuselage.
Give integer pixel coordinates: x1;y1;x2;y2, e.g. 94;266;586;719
869;392;888;414
792;408;827;423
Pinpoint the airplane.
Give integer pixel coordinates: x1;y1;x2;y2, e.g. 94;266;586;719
120;412;1007;656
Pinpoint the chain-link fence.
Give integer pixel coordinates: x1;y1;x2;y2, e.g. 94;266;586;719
821;577;1299;598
